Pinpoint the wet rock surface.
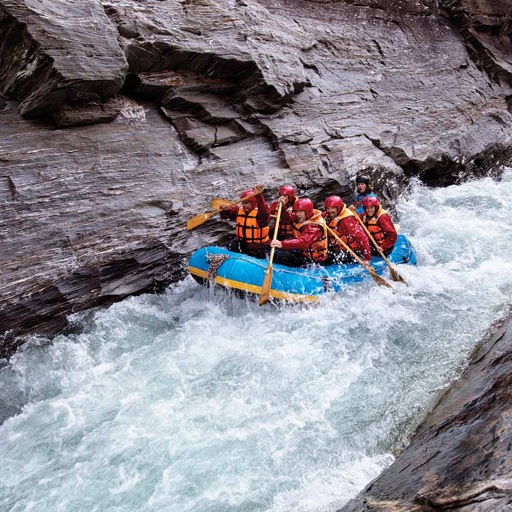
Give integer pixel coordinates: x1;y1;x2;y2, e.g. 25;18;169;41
1;0;512;353
0;0;127;123
340;311;512;511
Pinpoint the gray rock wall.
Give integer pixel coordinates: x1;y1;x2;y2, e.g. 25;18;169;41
0;0;127;122
1;0;512;352
340;310;512;511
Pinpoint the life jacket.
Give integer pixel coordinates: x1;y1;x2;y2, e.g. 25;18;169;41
270;199;296;239
235;208;270;244
363;206;393;243
292;209;328;262
327;207;359;252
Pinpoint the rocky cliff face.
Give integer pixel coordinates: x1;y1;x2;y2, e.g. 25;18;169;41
340;311;512;512
1;0;512;353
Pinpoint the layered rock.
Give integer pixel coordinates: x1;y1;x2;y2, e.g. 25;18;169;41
340;312;512;511
1;0;512;356
0;0;127;125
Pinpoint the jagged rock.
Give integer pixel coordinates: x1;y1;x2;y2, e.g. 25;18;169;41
440;0;512;83
162;91;240;123
339;313;512;512
52;97;124;128
0;0;127;122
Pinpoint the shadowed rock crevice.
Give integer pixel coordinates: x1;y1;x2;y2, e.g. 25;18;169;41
122;40;304;115
121;68;286;160
440;0;512;86
0;0;127;126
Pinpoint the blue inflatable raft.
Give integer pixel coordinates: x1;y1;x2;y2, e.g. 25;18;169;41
188;234;417;303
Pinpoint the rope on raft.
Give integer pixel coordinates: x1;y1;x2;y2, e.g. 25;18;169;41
206;253;229;281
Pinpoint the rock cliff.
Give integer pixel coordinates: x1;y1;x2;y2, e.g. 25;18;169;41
1;0;512;351
340;311;512;511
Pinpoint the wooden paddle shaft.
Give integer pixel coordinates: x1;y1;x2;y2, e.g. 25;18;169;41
325;225;364;264
187;191;261;230
259;202;283;305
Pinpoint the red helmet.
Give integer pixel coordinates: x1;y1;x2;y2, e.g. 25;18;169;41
363;196;380;208
279;185;296;199
293;198;314;218
240;190;257;208
324;195;344;212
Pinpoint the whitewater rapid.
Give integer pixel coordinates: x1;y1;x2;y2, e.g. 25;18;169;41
1;173;512;512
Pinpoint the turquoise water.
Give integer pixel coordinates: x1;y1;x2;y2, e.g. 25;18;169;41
1;173;512;512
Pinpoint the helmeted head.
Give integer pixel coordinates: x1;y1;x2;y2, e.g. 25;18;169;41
324;196;345;217
293;197;314;220
278;185;296;204
363;196;380;208
240;190;257;212
356;175;371;194
363;196;380;216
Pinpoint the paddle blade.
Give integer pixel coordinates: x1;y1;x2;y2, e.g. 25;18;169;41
389;266;406;283
186;210;218;231
211;198;229;210
369;268;393;289
259;265;273;305
378;249;407;284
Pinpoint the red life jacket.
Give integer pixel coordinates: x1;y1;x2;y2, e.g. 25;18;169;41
292;209;328;262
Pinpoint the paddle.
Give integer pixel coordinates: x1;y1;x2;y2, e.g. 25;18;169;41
211;197;228;210
212;198;279;219
187;191;260;231
325;226;393;289
352;212;406;283
259;202;283;306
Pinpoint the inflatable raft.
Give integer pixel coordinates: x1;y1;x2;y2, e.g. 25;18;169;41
188;234;417;303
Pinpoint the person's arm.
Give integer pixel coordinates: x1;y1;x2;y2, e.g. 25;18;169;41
280;224;322;250
350;193;362;214
255;191;270;227
340;217;372;261
279;206;295;225
219;204;239;220
378;214;398;251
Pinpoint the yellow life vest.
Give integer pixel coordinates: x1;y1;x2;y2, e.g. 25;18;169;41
363;206;392;243
292;209;328;262
235;208;270;244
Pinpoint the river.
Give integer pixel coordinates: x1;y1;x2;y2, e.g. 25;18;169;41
1;172;512;512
